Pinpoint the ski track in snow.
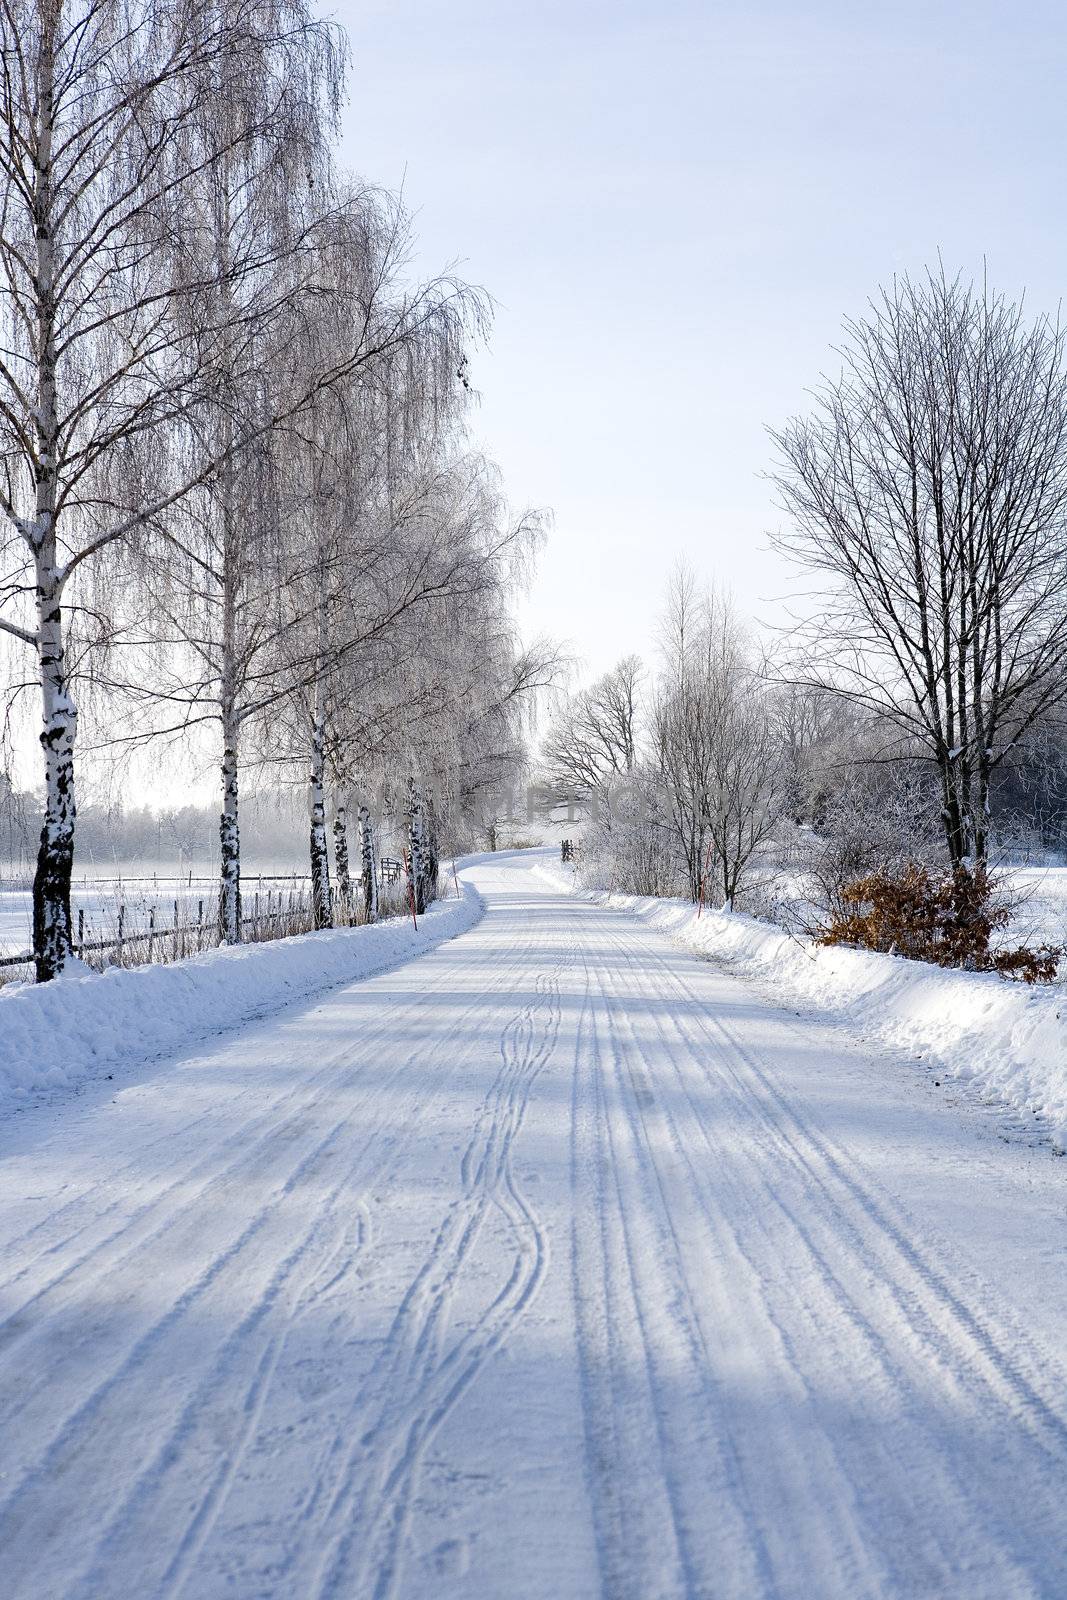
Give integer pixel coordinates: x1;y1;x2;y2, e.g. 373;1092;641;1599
1;849;1066;1599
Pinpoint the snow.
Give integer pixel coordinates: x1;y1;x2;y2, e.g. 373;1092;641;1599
0;884;480;1114
0;874;318;958
1;848;1066;1599
545;865;1067;1150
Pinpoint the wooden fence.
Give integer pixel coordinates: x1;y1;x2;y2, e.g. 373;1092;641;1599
0;862;417;974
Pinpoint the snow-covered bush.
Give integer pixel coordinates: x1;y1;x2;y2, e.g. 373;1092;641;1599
577;770;680;898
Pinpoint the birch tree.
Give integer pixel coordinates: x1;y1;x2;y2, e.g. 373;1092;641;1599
107;186;480;940
0;0;341;976
267;447;552;889
356;800;377;921
280;224;475;932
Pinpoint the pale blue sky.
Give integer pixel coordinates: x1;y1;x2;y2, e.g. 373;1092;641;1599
334;0;1067;677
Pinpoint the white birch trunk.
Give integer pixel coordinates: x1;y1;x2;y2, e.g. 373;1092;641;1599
333;802;352;922
217;480;241;944
308;699;331;929
218;700;241;944
307;549;332;928
30;12;76;983
408;776;428;915
424;791;439;906
214;188;245;946
358;802;378;922
33;549;77;982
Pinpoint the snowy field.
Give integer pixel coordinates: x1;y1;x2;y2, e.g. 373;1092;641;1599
1;848;1066;1598
0;870;315;963
1001;864;1067;948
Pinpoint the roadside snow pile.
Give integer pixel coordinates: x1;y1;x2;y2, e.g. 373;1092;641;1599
546;866;1067;1149
0;886;481;1117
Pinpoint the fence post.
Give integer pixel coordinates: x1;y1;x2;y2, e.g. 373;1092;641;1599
77;907;84;949
253;889;260;940
117;904;125;965
148;907;155;963
197;899;204;953
174;899;180;961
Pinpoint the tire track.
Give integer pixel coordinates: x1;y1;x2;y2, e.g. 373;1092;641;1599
0;946;533;1464
586;920;877;1598
0;938;502;1314
0;914;548;1599
592;901;1067;1596
294;968;561;1600
569;936;744;1600
591;915;1003;1594
7;860;1067;1599
76;1201;372;1600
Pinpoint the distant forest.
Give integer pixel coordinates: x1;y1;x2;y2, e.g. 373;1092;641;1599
0;777;310;876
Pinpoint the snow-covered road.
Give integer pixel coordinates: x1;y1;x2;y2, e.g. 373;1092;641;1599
2;850;1067;1599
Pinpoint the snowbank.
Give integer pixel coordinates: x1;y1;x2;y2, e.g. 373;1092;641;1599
0;886;482;1117
545;866;1067;1149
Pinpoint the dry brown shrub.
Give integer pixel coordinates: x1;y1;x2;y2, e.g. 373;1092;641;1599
814;863;1061;983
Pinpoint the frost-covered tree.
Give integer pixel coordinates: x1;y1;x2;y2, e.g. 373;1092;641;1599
297;453;552;886
655;574;782;907
0;0;341;976
572;571;783;907
541;655;642;806
356;801;378;921
278;231;477;931
107;187;479;941
580;767;677;898
772;269;1067;869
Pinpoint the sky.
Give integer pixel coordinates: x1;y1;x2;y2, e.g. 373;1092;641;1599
332;0;1067;682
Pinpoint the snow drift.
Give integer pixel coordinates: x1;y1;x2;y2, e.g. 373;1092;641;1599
547;867;1067;1150
0;885;481;1117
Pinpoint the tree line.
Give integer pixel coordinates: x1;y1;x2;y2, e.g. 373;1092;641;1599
0;0;552;980
543;269;1067;930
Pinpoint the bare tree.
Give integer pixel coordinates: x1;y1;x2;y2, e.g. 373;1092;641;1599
772;269;1067;868
581;767;677;898
775;681;861;827
800;764;943;929
541;654;643;805
282;237;476;932
356;801;378;921
654;571;781;906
